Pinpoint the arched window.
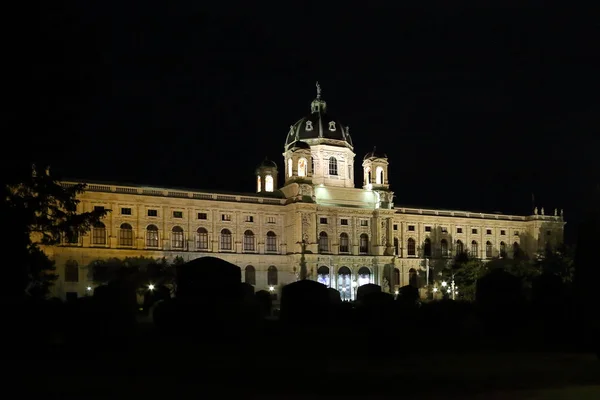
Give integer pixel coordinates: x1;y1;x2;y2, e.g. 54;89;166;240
267;266;278;286
196;227;209;250
265;175;274;192
257;176;261;192
243;230;255;252
318;231;329;253
471;240;478;257
364;166;371;185
407;238;416;256
266;231;277;252
456;240;464;255
423;238;432;257
339;232;349;253
513;242;521;258
317;266;330;286
64;260;78;283
376;166;384;184
92;222;106;245
245;265;256;285
409;268;418;287
298;158;307;177
172;226;184;249
338;266;352;301
119;223;133;247
500;241;507;257
328;157;338;176
220;229;232;251
359;233;369;254
393;268;400;286
287;158;292;177
394;237;399;255
485;241;493;258
441;239;448;257
358;266;371;286
65;227;79;244
146;224;159;247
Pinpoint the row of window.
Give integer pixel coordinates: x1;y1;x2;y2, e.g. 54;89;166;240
318;232;370;253
99;205;278;224
400;224;520;236
397;238;520;258
244;265;278;286
86;223;278;252
286;156;347;178
320;217;369;226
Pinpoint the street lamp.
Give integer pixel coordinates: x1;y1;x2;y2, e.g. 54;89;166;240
86;286;92;292
441;277;458;300
148;284;155;291
269;286;275;292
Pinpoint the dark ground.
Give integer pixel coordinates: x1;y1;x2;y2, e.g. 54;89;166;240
7;319;599;399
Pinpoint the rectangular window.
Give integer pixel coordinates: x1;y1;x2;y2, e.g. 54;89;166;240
94;206;105;213
341;219;348;226
393;224;398;231
472;228;478;234
171;231;184;249
425;226;432;232
243;234;255;251
486;229;492;235
173;211;183;218
196;230;209;250
339;234;349;253
121;207;132;215
92;226;106;245
146;230;159;247
220;232;232;250
119;228;133;247
457;227;463;234
360;220;368;227
500;230;506;235
266;216;276;224
546;230;551;236
221;214;231;221
514;231;519;236
198;212;207;220
148;209;158;217
245;215;254;223
408;225;415;231
266;235;277;252
320;217;328;224
441;227;448;233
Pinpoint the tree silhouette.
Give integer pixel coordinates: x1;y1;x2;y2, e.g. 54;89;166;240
3;164;108;298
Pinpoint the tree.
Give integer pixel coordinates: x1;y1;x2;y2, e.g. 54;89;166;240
443;252;485;301
3;164;108;298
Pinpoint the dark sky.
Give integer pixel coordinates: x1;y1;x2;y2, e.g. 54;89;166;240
31;4;600;240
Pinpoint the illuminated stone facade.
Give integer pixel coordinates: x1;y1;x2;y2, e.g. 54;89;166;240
46;84;565;301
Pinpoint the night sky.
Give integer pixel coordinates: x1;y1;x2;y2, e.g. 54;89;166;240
31;5;600;241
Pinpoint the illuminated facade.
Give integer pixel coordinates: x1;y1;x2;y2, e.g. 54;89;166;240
46;83;565;301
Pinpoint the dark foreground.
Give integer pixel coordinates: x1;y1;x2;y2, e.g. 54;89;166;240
7;320;600;399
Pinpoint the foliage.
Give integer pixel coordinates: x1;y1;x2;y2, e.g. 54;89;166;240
444;252;485;301
538;243;575;284
3;164;108;298
23;246;58;298
89;256;177;294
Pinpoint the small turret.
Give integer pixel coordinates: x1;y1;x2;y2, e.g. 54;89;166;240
255;158;278;193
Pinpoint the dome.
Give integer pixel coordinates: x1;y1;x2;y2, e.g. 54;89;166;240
258;158;277;169
288;140;311;150
284;82;353;151
364;147;387;160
